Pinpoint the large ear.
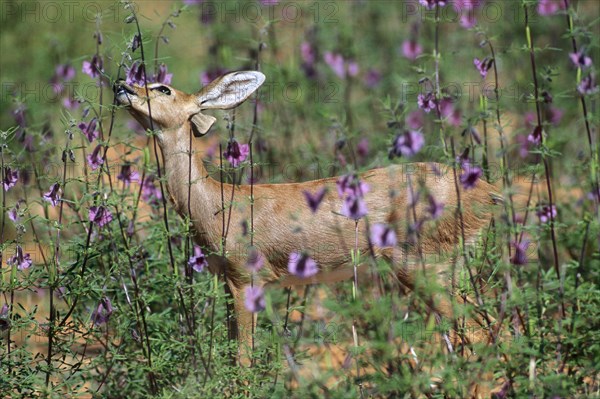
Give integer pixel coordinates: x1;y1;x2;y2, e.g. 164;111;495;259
190;113;217;137
196;71;265;110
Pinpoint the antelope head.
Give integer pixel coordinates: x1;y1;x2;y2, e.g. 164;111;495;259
114;71;265;138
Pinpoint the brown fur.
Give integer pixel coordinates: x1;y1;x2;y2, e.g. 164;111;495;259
114;73;501;365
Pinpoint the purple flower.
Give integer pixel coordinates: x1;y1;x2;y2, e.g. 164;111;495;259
524;112;536;129
245;247;264;273
300;41;316;65
417;93;437;113
141;174;162;205
528;125;543;146
510;240;529;266
401;40;423;61
8;245;32;270
569;52;592;69
288;252;318;278
536;204;557;223
126;61;146;86
300;42;318;79
3;167;18;191
336;174;369;199
474;57;493;79
456;0;482;8
406;110;424;129
439;99;462;127
54;64;75;82
515;135;531;158
370;223;397;248
63;97;80;110
347;61;359;77
390;130;425;158
426;194;445;219
89;205;113;227
537;0;564;16
51;64;75;93
547;106;563;126
82;54;103;79
224;139;250;167
131;33;141;52
91;297;113;326
357;137;369;159
8;200;24;223
364;68;382;88
303;187;327;213
199;6;215;23
336;174;369;219
244;286;266;313
324;51;346;79
188;245;208;272
419;0;446;9
153;63;173;85
43;183;62;207
459;162;482;190
87;144;104;171
117;164;140;187
78;117;99;143
460;12;477;28
578;74;598;95
200;67;228;86
341;195;368;220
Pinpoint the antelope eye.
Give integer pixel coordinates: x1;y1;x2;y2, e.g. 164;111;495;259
152;85;171;95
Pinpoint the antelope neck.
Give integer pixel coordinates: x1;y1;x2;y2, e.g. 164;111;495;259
158;123;223;250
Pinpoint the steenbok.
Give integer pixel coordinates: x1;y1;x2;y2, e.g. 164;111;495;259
115;71;501;364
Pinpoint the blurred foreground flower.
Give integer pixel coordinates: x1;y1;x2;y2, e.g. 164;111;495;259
303;187;327;213
578;74;598;95
288;252;318;278
569;52;592;69
401;40;423;61
324;51;358;79
537;0;565;16
390;130;424;158
510;240;530;266
244;286;266;313
426;194;445;219
337;174;369;220
370;223;397;248
536;204;557;223
459;162;482;190
419;0;446;9
245;247;265;273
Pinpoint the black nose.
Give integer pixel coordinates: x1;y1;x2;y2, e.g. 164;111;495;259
113;79;125;93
